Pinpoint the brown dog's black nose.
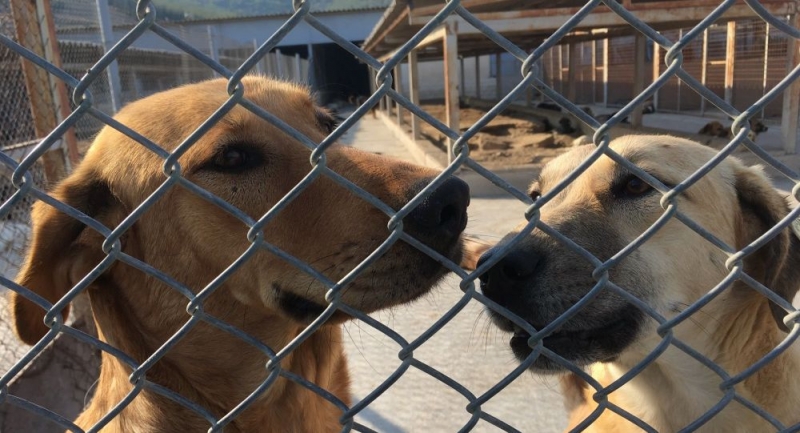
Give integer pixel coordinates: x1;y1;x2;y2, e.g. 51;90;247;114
405;177;469;238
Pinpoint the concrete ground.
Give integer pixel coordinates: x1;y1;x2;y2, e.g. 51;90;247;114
343;114;568;433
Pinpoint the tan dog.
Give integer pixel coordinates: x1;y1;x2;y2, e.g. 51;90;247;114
10;76;470;432
477;135;799;432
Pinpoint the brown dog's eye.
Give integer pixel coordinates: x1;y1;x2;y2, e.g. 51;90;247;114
207;145;262;173
529;190;541;201
217;148;246;167
618;176;653;198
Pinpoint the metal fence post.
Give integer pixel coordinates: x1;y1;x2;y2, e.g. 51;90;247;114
276;49;285;80
294;53;301;82
207;24;219;77
254;39;264;75
96;0;122;113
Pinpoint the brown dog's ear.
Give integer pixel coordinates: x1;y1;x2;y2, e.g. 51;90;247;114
698;123;712;135
733;164;799;331
10;168;120;345
460;235;493;271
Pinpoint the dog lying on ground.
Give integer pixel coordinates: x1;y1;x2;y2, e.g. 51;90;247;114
698;119;768;142
477;135;799;432
347;94;378;118
10;76;470;432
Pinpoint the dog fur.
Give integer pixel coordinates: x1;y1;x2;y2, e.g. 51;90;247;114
478;135;799;432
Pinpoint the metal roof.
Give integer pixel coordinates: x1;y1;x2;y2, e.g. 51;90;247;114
176;0;392;23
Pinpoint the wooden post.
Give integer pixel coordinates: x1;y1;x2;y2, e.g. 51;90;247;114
444;20;460;163
592;40;598;104
557;45;564;95
409;50;421;139
475;55;481;99
567;42;579;102
781;14;800;154
701;28;708;115
459;56;466;98
602;37;609;107
725;21;736;105
630;34;646;128
762;23;769;120
677;29;683;112
495;52;502;100
652;41;660;111
10;0;78;179
394;63;403;125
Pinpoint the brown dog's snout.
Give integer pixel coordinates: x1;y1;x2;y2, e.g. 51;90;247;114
405;177;470;239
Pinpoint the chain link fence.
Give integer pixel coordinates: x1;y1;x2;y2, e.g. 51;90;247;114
1;0;800;432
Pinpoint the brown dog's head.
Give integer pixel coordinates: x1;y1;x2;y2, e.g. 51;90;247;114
478;135;798;372
698;121;728;138
11;76;469;345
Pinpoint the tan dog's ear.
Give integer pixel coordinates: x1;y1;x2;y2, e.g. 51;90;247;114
11;168;120;345
460;235;493;271
733;165;800;331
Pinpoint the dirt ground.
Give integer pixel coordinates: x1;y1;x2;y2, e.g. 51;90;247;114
399;102;799;191
401;103;583;170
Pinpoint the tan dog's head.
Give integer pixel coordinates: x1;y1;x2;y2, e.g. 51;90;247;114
11;76;469;345
478;135;798;372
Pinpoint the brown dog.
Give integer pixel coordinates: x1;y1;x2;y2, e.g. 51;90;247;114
10;76;470;432
698;119;768;142
478;135;799;432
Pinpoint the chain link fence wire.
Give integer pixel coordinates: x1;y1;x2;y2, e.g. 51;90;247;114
1;0;800;432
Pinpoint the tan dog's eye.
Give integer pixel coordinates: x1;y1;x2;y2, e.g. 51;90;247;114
619;176;653;198
529;190;541;201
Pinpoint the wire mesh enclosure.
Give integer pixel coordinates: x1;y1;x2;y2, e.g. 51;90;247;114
1;0;799;432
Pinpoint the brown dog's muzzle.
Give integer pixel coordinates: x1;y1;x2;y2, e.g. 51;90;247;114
403;177;470;245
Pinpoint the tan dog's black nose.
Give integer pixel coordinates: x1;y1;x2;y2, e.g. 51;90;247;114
406;177;469;239
478;247;539;304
